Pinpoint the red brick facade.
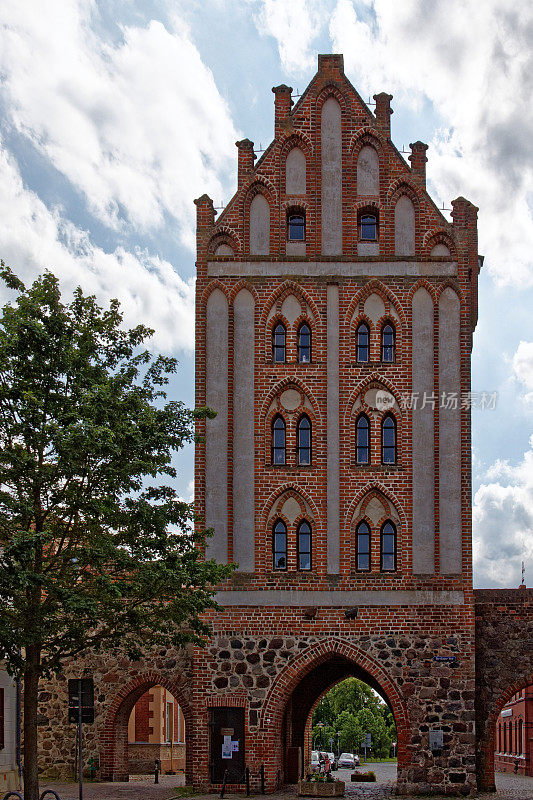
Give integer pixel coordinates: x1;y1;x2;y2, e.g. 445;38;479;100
494;685;533;777
192;54;479;795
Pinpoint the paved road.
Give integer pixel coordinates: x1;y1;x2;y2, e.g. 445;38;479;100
40;768;533;800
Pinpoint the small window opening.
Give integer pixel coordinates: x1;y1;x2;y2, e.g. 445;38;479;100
288;213;305;241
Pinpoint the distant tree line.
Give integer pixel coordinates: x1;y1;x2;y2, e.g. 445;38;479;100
312;678;397;758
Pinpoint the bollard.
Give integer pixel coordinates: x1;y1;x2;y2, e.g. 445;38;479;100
245;766;250;796
219;768;229;799
155;758;160;784
2;793;24;800
40;792;63;800
260;763;265;794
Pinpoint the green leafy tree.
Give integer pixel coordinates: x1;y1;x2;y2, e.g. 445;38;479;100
336;710;364;754
0;266;232;800
311;678;397;759
356;708;392;758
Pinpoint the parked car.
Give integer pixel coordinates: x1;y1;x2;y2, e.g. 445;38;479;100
310;751;324;773
338;752;356;769
327;752;338;770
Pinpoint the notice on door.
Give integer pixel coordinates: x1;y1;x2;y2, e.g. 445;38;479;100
222;735;232;759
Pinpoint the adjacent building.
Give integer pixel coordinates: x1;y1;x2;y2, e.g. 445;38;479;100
0;665;20;792
494;684;533;776
128;687;186;775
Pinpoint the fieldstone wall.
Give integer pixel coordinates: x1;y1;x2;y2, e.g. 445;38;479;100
474;588;533;791
36;589;533;796
35;645;193;782
190;605;477;796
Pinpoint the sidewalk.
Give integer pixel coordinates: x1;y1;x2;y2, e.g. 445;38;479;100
37;770;533;800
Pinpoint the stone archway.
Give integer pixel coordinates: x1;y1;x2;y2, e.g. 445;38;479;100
474;589;533;791
260;638;409;788
100;672;193;783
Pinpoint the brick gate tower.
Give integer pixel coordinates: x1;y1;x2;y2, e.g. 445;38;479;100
193;54;480;795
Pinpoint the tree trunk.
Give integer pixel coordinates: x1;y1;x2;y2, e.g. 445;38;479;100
23;644;42;800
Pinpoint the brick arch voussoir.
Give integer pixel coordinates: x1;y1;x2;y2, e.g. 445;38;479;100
229;280;259;305
259;376;323;426
243;177;277;209
260;483;322;532
346;279;406;328
260;280;322;330
315;84;348;114
435;279;464;305
200;279;230;307
387;178;421;207
260;638;409;738
100;671;192;780
487;673;533;733
407;278;438;304
277;131;314;161
344;482;407;531
423;228;457;258
282;199;311;213
343;372;404;424
354;199;383;213
208;226;242;255
349;128;386;159
351;312;374;333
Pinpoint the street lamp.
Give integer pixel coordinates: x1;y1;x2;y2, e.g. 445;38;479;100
315;722;324;749
336;731;340;756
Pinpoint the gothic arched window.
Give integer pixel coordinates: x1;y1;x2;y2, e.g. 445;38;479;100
356;414;370;464
381;520;397;571
297;322;311;363
297;520;312;570
381;323;396;362
297;415;312;465
356;520;371;571
272;322;286;363
271;415;286;465
356;322;369;362
381;414;397;464
273;519;287;570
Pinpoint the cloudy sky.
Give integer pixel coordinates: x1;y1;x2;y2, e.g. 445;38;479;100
0;0;531;588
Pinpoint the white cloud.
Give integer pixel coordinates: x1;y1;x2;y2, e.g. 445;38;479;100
473;436;533;588
0;1;239;247
254;0;326;73
512;341;533;402
0;140;194;354
328;0;533;287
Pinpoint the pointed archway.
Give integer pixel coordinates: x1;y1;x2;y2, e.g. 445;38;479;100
100;672;192;783
259;637;409;787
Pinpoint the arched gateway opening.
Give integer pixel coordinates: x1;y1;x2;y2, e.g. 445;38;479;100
478;674;533;793
100;673;192;783
260;639;408;788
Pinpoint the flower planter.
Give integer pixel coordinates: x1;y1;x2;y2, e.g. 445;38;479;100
298;780;345;796
351;771;376;782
